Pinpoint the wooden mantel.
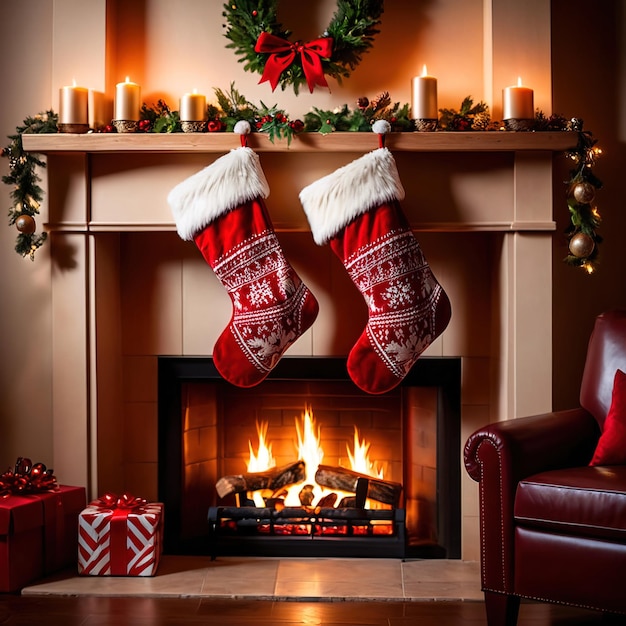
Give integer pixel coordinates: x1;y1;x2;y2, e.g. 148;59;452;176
22;131;578;154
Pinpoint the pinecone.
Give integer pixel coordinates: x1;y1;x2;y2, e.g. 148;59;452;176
369;91;391;112
471;111;491;130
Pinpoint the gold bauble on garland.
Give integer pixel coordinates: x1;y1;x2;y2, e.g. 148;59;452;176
572;181;596;204
568;232;596;258
15;214;36;234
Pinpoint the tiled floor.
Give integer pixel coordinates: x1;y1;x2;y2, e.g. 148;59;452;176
22;556;483;601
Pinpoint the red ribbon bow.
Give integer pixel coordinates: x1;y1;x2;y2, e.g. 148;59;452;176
0;457;57;498
254;32;334;93
95;492;147;510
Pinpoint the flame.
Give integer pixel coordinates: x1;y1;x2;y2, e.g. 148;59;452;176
295;405;324;482
245;406;385;508
347;427;384;479
246;421;275;507
247;421;275;472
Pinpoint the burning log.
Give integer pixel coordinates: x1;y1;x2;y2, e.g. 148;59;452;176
216;460;306;499
315;464;402;506
316;492;338;508
299;484;315;506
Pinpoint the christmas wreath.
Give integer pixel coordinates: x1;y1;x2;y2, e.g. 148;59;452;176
222;0;384;94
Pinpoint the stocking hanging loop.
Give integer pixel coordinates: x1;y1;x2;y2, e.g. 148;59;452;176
234;120;251;148
372;119;391;149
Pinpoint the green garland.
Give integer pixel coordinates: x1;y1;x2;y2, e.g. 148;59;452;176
222;0;384;94
1;111;57;260
303;91;412;133
563;131;603;272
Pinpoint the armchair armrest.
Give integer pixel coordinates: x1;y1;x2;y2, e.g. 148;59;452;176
463;408;599;594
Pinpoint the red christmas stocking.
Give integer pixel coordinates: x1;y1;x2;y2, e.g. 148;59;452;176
168;145;319;388
300;146;451;394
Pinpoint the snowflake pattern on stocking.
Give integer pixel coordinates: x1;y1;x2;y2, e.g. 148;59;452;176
212;229;310;374
345;228;445;378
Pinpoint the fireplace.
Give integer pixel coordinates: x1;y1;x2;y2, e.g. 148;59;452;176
158;356;461;559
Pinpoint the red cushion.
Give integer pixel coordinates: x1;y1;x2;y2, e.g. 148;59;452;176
590;369;626;466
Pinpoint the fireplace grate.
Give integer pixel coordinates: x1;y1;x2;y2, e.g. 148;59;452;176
207;506;406;559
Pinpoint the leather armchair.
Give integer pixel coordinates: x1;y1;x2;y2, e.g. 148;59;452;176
464;310;626;625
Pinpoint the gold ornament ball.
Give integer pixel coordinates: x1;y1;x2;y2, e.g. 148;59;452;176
568;232;595;258
572;182;595;204
15;214;36;235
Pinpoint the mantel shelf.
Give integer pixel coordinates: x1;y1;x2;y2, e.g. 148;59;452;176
22;131;578;154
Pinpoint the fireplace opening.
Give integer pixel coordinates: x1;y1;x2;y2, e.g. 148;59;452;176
158;356;461;559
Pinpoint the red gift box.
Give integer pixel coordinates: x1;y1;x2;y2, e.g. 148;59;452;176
0;485;86;592
78;495;163;576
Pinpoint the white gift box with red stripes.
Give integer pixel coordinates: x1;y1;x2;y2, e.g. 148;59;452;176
78;499;163;576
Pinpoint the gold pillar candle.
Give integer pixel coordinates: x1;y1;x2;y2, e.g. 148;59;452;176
114;77;141;121
411;65;438;120
59;82;89;125
180;90;207;122
502;77;534;120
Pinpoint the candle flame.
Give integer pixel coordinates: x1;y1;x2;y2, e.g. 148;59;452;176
72;78;77;87
125;76;131;83
192;88;198;94
517;76;523;87
421;64;429;77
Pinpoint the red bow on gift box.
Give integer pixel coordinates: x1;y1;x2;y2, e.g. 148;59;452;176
254;32;334;93
95;492;148;510
0;457;57;498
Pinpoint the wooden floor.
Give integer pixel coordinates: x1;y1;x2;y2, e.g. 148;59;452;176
1;596;625;625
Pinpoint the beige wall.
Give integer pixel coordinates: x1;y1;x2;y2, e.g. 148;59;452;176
0;1;54;464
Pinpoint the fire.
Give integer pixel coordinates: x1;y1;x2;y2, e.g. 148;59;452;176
245;406;384;508
246;421;275;472
347;427;384;479
295;405;324;486
247;421;275;507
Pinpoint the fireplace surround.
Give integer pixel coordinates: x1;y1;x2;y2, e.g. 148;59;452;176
158;356;461;559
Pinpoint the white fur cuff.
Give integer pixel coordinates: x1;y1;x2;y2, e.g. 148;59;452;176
168;147;270;241
299;148;405;245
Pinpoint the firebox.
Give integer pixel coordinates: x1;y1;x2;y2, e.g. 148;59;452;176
158;356;461;559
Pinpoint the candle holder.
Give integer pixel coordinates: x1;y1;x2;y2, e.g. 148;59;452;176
112;120;138;133
414;118;438;132
181;121;207;133
503;118;534;132
57;123;90;134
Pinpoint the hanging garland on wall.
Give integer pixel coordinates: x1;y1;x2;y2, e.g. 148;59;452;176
222;0;384;94
563;131;603;273
1;111;57;260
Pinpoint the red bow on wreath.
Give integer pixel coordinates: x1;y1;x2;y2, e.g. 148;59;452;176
95;492;148;510
0;457;57;498
254;32;334;93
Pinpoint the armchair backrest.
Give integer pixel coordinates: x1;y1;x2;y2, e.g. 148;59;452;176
580;309;626;429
